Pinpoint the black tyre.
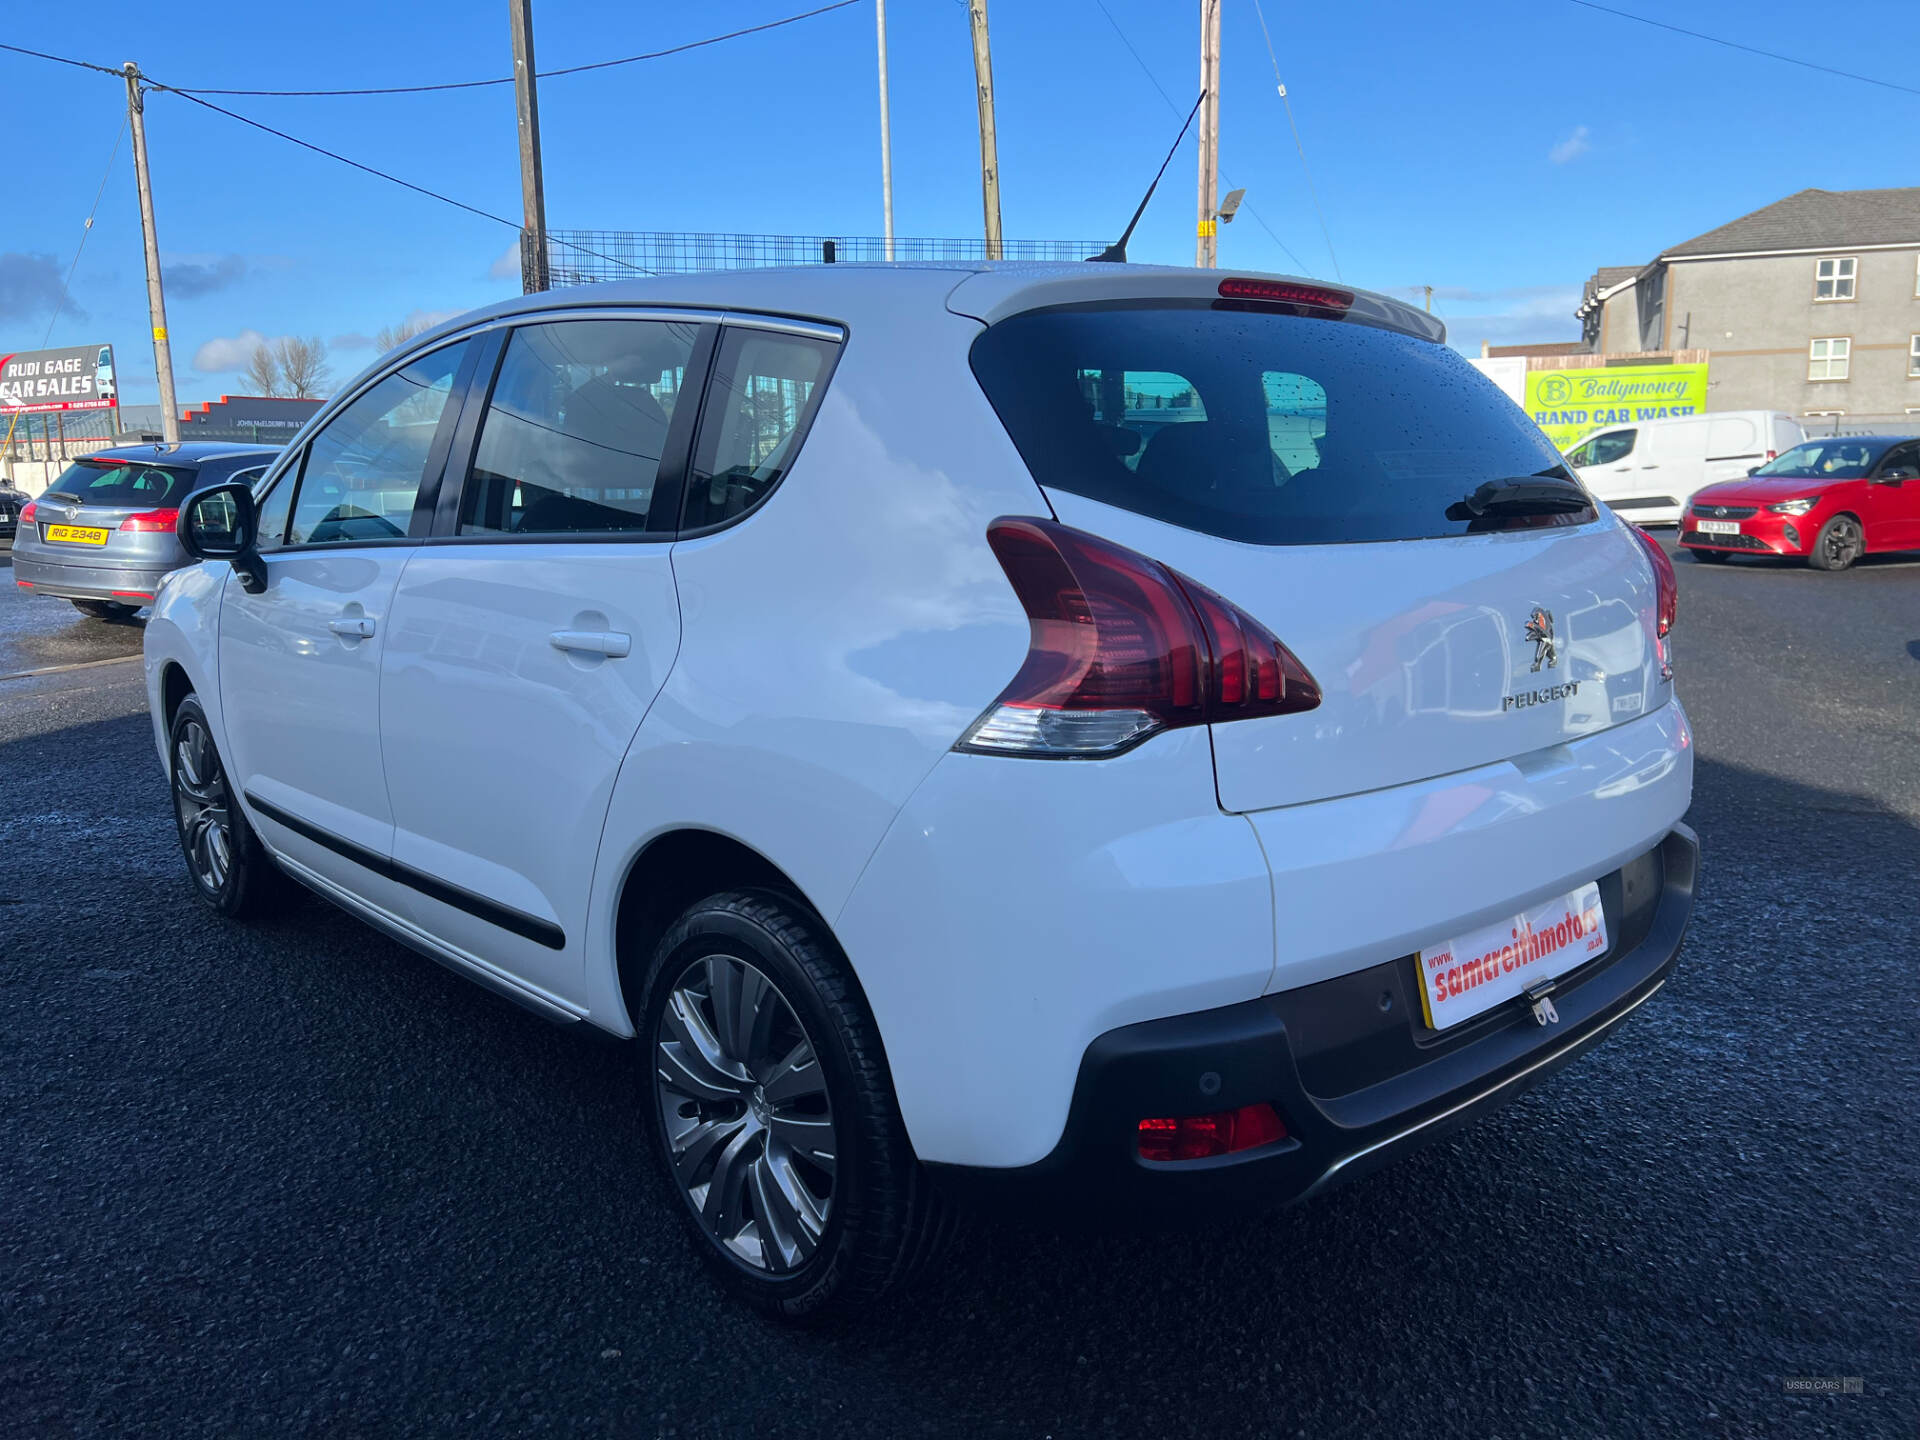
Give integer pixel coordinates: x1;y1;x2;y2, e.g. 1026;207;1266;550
168;695;290;919
1688;547;1730;563
71;598;138;620
639;889;953;1323
1808;514;1863;571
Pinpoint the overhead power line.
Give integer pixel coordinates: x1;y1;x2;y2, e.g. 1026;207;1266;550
0;41;123;79
173;1;860;97
1249;0;1340;280
1562;0;1920;99
0;2;861;100
1086;0;1310;274
159;87;654;275
43;114;129;347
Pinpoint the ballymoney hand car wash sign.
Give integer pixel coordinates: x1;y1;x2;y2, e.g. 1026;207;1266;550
1524;362;1708;450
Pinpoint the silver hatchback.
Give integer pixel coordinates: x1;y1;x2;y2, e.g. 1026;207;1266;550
12;442;277;619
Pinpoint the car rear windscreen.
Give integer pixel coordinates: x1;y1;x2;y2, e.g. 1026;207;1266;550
46;460;198;508
970;302;1581;545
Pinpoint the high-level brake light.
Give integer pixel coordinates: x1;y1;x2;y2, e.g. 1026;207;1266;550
1216;277;1354;312
957;517;1320;759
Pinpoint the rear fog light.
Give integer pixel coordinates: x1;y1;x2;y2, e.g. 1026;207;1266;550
1136;1102;1287;1162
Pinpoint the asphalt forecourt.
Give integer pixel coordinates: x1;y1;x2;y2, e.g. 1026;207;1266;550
2;535;1914;1437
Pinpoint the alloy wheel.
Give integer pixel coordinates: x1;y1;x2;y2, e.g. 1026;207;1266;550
653;954;838;1274
173;719;233;893
1824;517;1861;567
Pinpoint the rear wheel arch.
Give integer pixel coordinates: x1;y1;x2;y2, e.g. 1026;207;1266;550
613;829;846;1033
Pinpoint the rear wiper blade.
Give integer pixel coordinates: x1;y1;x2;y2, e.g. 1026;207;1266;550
1447;475;1592;521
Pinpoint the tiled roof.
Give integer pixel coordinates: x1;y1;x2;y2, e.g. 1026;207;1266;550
1664;187;1920;257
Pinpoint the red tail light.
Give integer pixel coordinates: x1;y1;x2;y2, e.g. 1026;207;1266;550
1628;524;1677;679
1217;277;1353;311
1137;1103;1287;1162
119;508;180;533
959;517;1320;758
18;499;37;525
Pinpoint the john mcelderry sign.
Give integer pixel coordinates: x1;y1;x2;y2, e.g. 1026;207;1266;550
0;344;118;414
1524;363;1708;450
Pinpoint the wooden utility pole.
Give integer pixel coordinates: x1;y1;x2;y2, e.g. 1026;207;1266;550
967;0;1003;261
123;63;180;443
1194;0;1221;268
876;0;896;260
509;0;550;292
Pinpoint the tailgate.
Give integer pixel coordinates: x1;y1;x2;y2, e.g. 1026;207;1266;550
1044;497;1664;810
966;292;1669;814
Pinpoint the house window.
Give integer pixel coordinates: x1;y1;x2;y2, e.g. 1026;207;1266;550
1910;335;1920;377
1808;337;1851;380
1814;257;1856;301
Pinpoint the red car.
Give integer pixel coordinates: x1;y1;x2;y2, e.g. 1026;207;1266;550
1680;435;1920;570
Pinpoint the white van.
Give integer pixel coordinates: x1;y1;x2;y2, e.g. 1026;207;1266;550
1565;411;1804;525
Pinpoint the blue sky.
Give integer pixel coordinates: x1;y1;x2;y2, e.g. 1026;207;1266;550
3;0;1915;408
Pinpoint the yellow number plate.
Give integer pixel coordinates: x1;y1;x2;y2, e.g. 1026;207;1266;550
44;524;109;546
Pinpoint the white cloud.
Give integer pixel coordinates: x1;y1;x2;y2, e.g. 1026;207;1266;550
1548;125;1591;165
487;241;522;281
192;328;273;373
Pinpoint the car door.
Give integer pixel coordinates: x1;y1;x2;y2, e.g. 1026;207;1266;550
1868;441;1920;549
374;314;710;1007
1568;428;1637;504
219;336;480;910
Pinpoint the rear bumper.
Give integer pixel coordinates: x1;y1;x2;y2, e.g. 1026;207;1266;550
932;824;1698;1219
11;550;173;602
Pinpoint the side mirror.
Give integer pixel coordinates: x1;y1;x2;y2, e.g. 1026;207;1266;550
1746;465;1761;476
1878;465;1918;483
178;482;267;592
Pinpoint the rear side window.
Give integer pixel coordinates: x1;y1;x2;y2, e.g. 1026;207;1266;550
1567;430;1634;468
460;318;701;535
45;460;196;507
970;303;1575;545
682;329;837;531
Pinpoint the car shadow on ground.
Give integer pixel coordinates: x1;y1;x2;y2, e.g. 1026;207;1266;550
2;723;1914;1438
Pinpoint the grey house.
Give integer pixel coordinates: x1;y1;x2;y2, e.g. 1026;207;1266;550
1576;187;1920;419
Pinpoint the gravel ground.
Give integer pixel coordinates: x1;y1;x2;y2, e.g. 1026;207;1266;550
1;537;1915;1438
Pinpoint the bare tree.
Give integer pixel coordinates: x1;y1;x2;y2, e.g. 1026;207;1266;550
374;315;436;354
243;342;283;397
272;336;332;399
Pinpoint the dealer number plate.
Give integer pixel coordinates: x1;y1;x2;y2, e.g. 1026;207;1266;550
45;523;109;546
1697;519;1741;535
1416;883;1609;1030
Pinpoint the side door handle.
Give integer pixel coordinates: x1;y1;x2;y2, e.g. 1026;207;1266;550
328;616;376;639
549;629;631;659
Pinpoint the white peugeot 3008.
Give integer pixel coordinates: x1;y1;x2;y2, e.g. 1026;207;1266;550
145;264;1696;1321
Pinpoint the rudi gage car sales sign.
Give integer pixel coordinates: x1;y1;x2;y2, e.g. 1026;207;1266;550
0;344;118;414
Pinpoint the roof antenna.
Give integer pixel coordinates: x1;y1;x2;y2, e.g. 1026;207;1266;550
1089;89;1206;264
